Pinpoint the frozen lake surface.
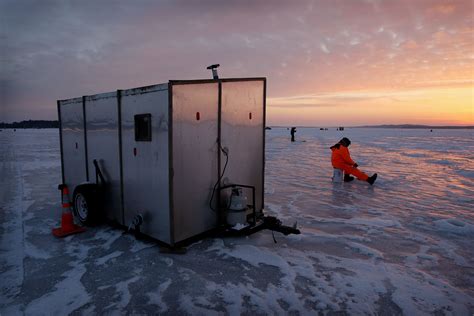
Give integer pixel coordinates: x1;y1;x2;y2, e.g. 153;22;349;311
1;128;473;315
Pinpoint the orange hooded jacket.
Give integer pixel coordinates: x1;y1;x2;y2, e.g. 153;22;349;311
330;144;355;169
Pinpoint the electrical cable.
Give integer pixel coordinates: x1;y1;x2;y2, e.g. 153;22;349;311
209;145;229;212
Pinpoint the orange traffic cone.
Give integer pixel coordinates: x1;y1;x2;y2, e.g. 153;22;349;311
52;185;86;237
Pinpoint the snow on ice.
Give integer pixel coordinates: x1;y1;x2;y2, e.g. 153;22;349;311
1;128;473;314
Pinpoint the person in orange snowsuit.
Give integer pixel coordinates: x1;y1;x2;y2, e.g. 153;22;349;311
330;137;377;185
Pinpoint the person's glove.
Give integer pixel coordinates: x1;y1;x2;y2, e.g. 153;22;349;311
353;163;358;168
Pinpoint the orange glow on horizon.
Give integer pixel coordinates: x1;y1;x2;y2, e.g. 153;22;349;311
267;84;473;126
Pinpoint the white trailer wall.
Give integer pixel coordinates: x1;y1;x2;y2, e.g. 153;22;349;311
121;84;171;243
221;80;265;214
59;97;87;200
171;82;219;243
85;92;122;224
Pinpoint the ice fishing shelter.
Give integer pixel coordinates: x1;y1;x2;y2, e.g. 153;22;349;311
58;78;266;246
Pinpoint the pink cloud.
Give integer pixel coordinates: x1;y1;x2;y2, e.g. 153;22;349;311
430;4;456;15
1;0;472;125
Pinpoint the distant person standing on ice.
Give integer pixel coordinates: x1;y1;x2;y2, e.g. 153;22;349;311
290;127;296;142
330;137;378;185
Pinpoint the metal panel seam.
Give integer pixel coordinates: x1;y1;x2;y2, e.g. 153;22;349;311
82;96;89;181
170;78;266;85
57;101;65;185
262;78;267;213
168;82;175;246
117;90;125;225
217;81;222;223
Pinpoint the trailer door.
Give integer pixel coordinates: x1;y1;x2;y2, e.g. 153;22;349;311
220;79;265;214
171;82;219;243
121;85;171;244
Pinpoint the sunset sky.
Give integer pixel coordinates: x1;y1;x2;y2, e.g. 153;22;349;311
1;0;473;126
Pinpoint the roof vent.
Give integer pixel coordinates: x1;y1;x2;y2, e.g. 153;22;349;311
206;64;220;79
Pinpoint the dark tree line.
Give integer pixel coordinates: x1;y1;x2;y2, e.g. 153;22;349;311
0;120;59;129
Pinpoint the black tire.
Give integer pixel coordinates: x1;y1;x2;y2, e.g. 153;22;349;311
72;184;102;226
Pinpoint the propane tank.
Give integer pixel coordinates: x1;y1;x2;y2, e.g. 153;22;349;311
227;187;248;226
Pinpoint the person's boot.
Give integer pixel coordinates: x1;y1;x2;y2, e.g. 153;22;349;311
367;173;378;185
344;174;355;182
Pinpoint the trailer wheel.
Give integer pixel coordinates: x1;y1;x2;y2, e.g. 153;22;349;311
73;184;102;225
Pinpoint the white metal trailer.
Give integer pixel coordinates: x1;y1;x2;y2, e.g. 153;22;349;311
58;78;267;246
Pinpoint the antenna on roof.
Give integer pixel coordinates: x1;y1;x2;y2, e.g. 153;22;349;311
206;64;220;79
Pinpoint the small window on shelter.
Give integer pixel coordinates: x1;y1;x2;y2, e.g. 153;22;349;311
134;114;152;141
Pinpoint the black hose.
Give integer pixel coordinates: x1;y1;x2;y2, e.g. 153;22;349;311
209;145;229;212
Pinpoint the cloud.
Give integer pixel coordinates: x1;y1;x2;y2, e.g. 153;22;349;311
0;0;472;124
320;43;330;54
402;40;418;50
268;90;409;109
269;83;474;111
412;79;474;88
430;4;456;15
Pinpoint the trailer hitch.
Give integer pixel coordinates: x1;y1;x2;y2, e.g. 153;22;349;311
219;215;300;242
261;216;300;236
253;216;300;243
